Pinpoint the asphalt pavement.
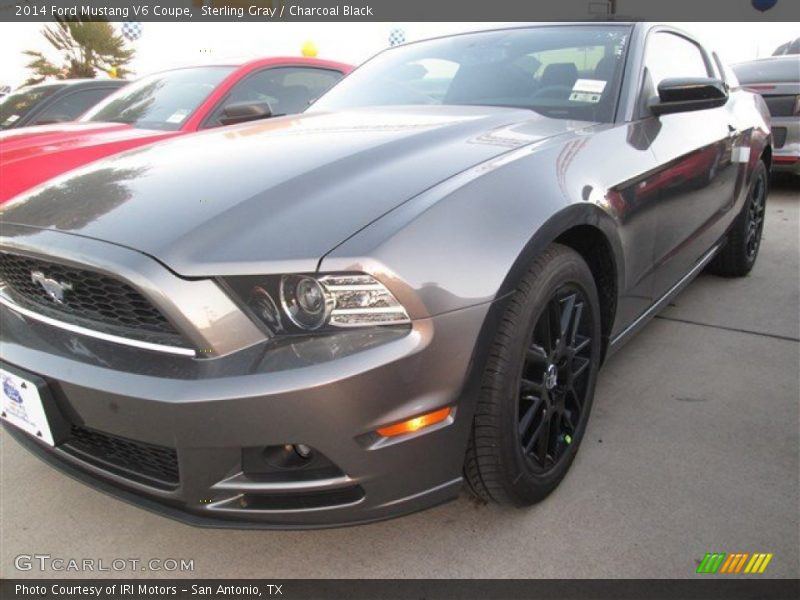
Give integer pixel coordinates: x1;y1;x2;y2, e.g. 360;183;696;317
1;179;798;579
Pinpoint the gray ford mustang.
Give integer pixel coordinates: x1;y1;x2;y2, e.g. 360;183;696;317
0;23;772;528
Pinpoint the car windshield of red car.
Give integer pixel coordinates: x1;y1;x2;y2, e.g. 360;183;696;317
82;65;235;131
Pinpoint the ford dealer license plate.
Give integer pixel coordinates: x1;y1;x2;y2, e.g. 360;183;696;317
0;368;55;446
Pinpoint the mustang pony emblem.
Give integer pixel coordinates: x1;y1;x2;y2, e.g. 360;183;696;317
31;271;73;304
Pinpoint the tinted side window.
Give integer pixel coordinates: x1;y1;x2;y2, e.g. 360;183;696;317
645;32;709;89
205;67;344;128
0;84;66;128
282;68;344;103
30;88;116;125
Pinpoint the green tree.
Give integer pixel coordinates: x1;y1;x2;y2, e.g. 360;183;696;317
23;19;134;85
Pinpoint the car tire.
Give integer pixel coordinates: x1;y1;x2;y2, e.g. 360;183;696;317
707;160;768;277
464;243;602;505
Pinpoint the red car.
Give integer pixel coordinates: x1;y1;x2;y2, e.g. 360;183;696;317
0;57;351;203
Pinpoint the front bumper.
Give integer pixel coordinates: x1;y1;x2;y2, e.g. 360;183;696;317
1;296;491;528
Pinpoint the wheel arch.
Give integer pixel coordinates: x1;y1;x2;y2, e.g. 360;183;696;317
761;144;772;173
460;207;621;501
554;226;618;361
493;203;624;361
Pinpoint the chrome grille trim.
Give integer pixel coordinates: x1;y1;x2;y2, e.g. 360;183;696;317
0;291;196;356
0;228;268;357
0;251;187;347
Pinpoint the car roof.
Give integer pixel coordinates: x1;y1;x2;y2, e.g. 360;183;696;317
731;55;799;85
237;56;351;68
120;57;351;82
733;54;800;66
14;79;128;93
402;21;637;46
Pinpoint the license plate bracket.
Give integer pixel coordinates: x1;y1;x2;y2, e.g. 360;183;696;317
0;363;70;446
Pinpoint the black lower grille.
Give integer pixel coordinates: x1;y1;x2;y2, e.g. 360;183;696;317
62;425;179;490
0;252;188;348
772;127;787;149
238;486;365;511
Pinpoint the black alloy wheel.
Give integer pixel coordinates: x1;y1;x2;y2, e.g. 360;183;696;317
465;243;602;505
707;159;769;277
518;285;594;474
745;171;766;260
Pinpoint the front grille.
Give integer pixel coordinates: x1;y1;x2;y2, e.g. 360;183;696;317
772;127;787;149
0;252;188;348
62;425;179;490
763;95;797;118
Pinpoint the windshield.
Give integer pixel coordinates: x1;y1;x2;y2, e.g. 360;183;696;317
0;84;67;129
82;66;235;130
312;26;630;122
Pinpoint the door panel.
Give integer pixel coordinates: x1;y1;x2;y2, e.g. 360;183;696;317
638;30;740;298
603;119;663;332
646;106;739;297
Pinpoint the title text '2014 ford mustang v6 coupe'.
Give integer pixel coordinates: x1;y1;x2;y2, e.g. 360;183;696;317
0;23;771;527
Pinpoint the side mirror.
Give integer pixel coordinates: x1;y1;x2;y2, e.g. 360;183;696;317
649;77;728;116
219;101;273;126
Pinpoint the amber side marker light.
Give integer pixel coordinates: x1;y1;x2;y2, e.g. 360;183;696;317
377;407;452;438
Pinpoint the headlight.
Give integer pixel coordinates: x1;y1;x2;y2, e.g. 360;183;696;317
247;286;283;333
280;275;333;330
318;274;410;327
224;273;411;335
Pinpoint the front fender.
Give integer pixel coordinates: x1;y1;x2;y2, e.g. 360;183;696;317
319;135;626;321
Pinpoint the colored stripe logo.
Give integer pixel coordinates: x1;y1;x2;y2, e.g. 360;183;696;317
697;552;773;574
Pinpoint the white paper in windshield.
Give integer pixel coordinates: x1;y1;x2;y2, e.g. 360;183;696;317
569;79;607;104
573;79;607;94
166;109;189;124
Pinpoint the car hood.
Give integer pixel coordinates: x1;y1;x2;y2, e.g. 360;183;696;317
0;122;176;202
0;121;174;162
1;106;589;276
0;122;173;155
